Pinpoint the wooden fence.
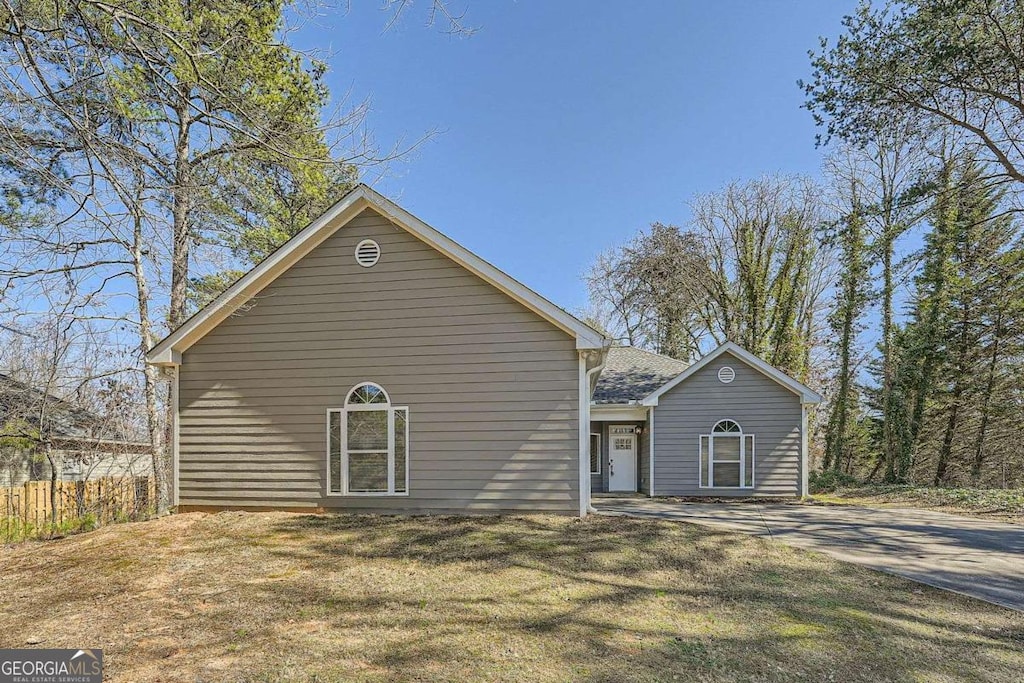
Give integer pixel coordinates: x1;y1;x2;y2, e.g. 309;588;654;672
1;476;155;538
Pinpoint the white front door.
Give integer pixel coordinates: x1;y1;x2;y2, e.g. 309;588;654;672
608;427;637;492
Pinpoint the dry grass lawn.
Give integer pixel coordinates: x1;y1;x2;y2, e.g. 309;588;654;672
812;486;1024;524
1;512;1022;682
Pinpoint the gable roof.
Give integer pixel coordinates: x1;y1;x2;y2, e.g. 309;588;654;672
0;373;99;437
641;342;823;406
592;346;689;404
146;184;607;365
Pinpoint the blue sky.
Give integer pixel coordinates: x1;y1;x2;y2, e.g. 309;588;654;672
295;1;858;313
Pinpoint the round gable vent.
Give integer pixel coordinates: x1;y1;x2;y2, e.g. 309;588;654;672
718;366;736;384
354;239;381;267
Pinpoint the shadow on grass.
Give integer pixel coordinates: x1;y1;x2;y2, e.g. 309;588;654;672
251;513;1024;682
2;511;1021;682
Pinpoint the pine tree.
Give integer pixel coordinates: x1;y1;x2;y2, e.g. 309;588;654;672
891;157;958;481
895;159;1018;485
823;186;869;472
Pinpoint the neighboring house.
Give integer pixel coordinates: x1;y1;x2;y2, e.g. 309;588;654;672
145;184;821;516
0;374;151;487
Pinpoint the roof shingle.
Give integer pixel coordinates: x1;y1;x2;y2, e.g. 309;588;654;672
592;346;689;404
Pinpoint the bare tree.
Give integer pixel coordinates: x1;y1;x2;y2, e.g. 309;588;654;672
0;275;143;524
584;176;833;378
0;0;418;510
381;0;477;35
584;225;705;359
687;175;833;379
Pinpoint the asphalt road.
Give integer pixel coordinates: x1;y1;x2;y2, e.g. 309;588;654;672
595;497;1024;611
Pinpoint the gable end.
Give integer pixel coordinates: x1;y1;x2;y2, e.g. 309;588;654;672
146;185;605;365
641;342;822;406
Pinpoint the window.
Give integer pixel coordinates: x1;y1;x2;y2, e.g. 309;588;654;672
590;433;601;475
328;382;409;495
699;419;754;489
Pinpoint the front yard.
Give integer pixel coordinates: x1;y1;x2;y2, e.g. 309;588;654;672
0;512;1021;682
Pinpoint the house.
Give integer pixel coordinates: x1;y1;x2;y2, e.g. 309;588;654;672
590;344;821;498
145;184;821;515
0;373;152;487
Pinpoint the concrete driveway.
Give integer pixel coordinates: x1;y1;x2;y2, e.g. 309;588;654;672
595;497;1024;611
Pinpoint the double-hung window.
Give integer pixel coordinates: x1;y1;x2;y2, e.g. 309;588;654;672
328;382;409;495
699;420;754;489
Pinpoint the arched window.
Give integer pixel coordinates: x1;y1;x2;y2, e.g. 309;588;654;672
347;382;390;405
700;419;754;489
713;419;742;433
328;382;408;495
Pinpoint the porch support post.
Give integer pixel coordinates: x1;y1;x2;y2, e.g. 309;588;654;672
800;403;809;498
579;349;607;517
648;406;655;497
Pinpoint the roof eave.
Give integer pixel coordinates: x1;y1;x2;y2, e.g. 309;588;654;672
147;348;181;367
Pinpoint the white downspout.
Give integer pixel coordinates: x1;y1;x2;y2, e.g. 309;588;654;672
648;406;655;497
172;366;181;508
800;403;809;498
580;350;606;517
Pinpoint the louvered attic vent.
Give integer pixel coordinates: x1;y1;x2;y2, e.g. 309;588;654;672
354;239;381;267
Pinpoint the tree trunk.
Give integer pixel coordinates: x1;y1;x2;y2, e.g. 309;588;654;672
881;233;897;482
971;309;1003;483
934;390;961;487
907;350;937;476
168;108;192;331
865;457;883;482
935;301;973;486
132;203;169;513
161;107;192;512
830;265;858;474
46;447;58;527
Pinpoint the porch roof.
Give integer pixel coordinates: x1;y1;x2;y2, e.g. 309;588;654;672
592;346;689;404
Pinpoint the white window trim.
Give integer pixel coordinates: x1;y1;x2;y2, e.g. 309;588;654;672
326;382;410;497
590;432;602;475
699;422;755;490
346;380;391;405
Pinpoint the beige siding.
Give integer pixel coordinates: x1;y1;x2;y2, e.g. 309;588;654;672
178;208;580;513
653;351;802;497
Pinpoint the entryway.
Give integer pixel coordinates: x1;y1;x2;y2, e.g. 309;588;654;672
608;426;637;492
